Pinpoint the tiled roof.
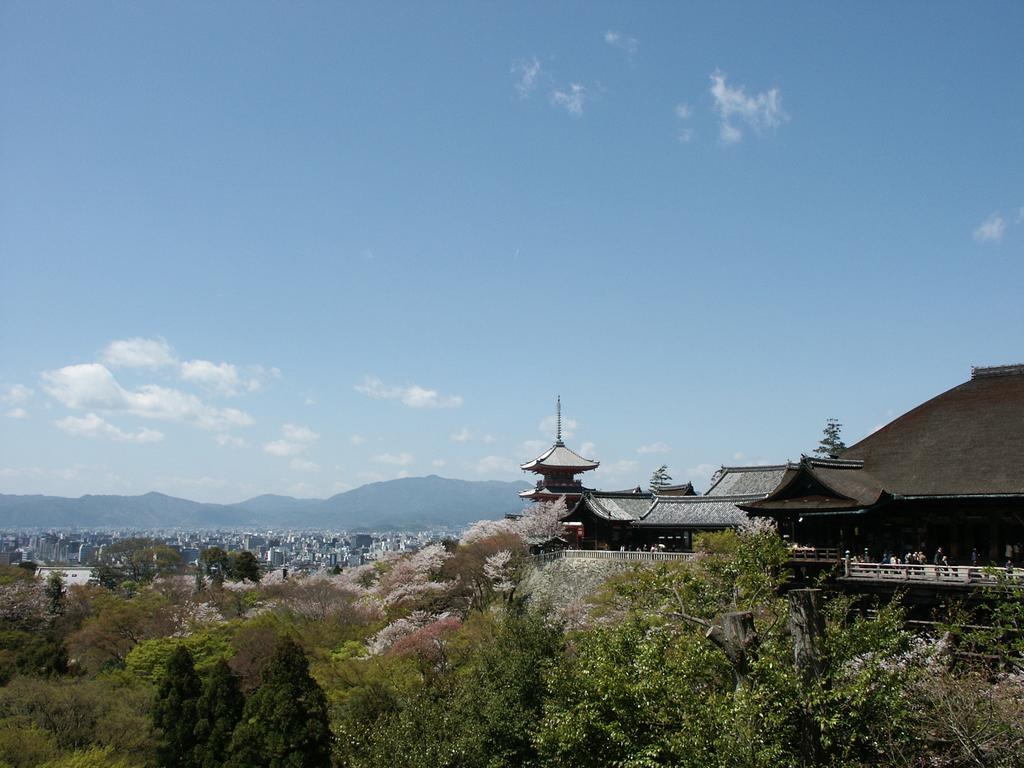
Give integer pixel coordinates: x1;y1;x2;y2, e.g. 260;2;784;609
521;442;600;472
704;466;788;497
742;457;886;513
519;485;587;499
582;491;654;522
637;495;752;528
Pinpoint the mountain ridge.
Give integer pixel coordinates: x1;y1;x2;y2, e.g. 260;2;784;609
0;475;531;530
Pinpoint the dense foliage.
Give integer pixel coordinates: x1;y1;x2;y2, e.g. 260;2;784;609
1;506;1021;768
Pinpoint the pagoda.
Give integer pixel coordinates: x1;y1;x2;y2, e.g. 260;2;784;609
520;397;599;505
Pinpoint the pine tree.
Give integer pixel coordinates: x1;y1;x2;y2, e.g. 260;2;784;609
649;465;673;493
194;660;244;768
153;646;202;768
226;637;331;768
44;571;65;616
231;551;262;583
814;418;847;458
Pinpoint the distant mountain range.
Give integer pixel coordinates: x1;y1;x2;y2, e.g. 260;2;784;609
0;475;531;530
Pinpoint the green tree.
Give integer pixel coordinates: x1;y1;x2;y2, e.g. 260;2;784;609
649;464;673;493
193;660;243;768
102;539;182;584
44;572;65;616
226;637;330;768
152;646;201;768
813;418;846;458
229;551;262;583
200;548;229;585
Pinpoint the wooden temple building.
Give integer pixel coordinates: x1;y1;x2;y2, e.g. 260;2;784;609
744;364;1024;564
558;466;787;550
526;365;1024;562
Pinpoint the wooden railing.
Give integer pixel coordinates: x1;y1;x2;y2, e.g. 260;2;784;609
532;549;698;566
789;547;841;562
841;561;1024;587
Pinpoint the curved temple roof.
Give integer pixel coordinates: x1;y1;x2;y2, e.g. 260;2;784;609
841;364;1024;496
520;442;600;472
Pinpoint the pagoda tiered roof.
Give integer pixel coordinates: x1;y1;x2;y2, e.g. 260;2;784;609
520;441;600;472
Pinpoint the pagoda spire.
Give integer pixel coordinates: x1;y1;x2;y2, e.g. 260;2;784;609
556;396;563;445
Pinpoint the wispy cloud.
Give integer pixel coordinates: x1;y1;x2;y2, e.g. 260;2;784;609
675;103;694;143
101;337;177;369
604;30;638;58
215;434;248;448
350;434;366;446
512;56;543;99
2;384;33;405
55;413;164;444
372;452;415;466
263;423;319;457
709;70;788;144
539;414;578;439
289;458;320;472
101;337;276;395
474;455;519;476
551;83;587;117
6;408;28;420
355;376;462;408
42;363;253;431
450;428;472;443
973;212;1006;244
637;441;671;455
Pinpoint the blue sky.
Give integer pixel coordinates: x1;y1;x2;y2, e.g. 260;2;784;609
1;2;1021;503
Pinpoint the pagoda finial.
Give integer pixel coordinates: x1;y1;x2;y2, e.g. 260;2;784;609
556;396;563;445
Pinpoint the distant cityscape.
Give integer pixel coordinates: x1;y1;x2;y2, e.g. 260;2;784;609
0;526;455;576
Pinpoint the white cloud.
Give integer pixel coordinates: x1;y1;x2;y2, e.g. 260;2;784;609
372;452;415;466
594;459;639;486
283;424;319;442
289;458;320;472
637;441;671;455
432;459;447;468
973;212;1006;244
263;441;303;457
41;363;253;431
101;337;177;368
263;423;319;457
474;455;519;476
450;428;472;443
604;30;638;57
512;56;543;98
521;439;548;457
355;376;462;408
215;434;248;448
181;359;242;395
551;83;587;117
675;103;695;143
733;451;746;461
2;384;33;405
539;414;578;439
350;434;366;446
6;408;29;420
304;395;317;406
686;463;719;480
709;70;787;144
580;441;596;457
481;434;497;445
55;412;164;444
